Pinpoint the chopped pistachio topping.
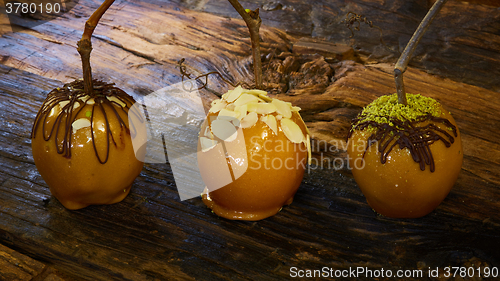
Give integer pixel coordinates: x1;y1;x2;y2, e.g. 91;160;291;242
348;93;457;172
355;93;443;128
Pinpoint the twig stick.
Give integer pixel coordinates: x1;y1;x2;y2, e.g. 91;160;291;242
77;0;115;95
227;0;263;89
394;0;447;105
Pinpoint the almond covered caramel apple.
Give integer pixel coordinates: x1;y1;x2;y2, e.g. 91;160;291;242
31;79;144;209
198;86;311;220
346;93;463;218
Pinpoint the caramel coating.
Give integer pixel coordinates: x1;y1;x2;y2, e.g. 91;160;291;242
347;107;463;218
31;91;143;210
199;111;308;221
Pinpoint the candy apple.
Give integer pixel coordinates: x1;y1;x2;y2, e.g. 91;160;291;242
31;0;144;209
347;93;462;218
31;80;144;209
198;87;311;220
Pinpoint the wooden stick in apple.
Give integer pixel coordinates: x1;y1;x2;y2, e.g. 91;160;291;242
77;0;115;95
394;0;448;105
227;0;263;89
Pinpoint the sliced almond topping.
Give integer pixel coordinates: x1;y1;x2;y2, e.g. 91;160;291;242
48;104;61;117
234;104;248;120
58;100;81;112
72;118;91;134
209;99;227;113
204;125;213;138
258;94;272;103
276;114;283;120
107;96;126;107
247;102;277;115
240;111;258;128
261;115;277;135
291;106;301;112
211;119;238;142
79;95;90;103
81;96;95;105
272;98;292;118
280;118;304;144
306;134;311;165
59;100;70;109
218;108;238;119
245;89;268;96
244;89;272;102
234;93;260;106
231;118;240;127
200;137;218;152
225;86;244;103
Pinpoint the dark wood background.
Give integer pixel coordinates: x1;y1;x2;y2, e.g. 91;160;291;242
0;0;499;279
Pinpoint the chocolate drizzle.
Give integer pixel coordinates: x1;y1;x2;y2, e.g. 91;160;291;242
31;79;141;164
347;114;457;172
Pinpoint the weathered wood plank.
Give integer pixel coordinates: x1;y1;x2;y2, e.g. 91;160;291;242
0;241;67;280
0;0;499;279
0;243;46;280
180;0;500;92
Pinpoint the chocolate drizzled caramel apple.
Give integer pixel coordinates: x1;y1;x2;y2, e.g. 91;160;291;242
31;0;144;209
31;80;144;209
198;87;311;220
346;93;462;218
347;0;462;218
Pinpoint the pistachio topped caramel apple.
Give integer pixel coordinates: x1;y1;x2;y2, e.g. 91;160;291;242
31;0;144;209
346;93;462;218
198;86;311;220
347;0;462;218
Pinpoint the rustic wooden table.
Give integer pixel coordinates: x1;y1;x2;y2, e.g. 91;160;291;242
0;0;499;280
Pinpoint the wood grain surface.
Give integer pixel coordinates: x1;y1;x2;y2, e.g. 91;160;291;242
0;0;499;280
182;0;500;92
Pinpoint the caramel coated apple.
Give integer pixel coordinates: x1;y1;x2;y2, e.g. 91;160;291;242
347;93;463;218
31;79;144;210
198;87;311;220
